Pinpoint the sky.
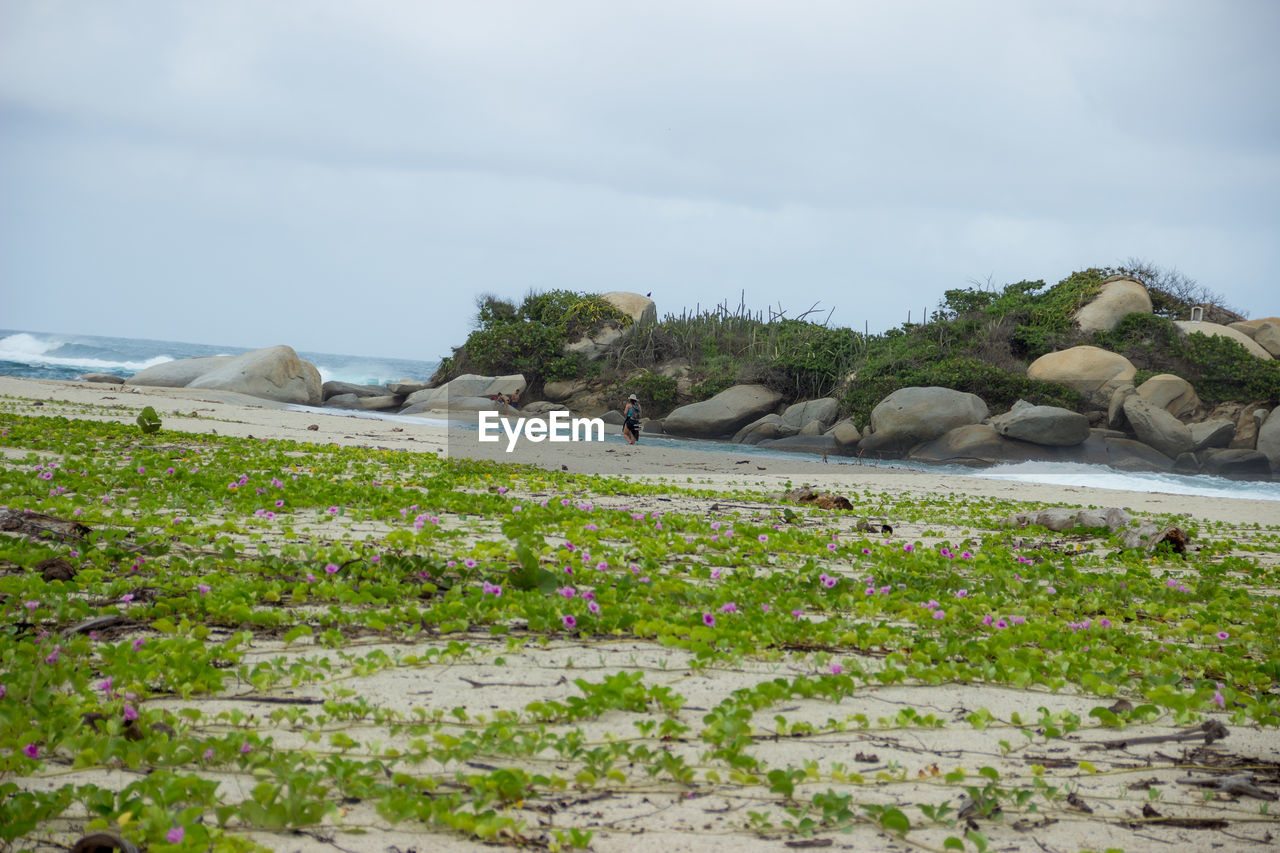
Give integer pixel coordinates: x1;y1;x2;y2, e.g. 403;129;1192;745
2;1;1278;362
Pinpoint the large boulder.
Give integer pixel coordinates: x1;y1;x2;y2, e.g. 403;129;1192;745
1107;384;1137;430
602;291;657;325
988;400;1090;446
756;435;847;456
1122;395;1194;458
404;374;526;410
1074;276;1152;333
1229;318;1280;357
1173;321;1273;360
780;398;840;431
400;396;517;418
859;386;989;455
1026;346;1136;408
1189;419;1235;451
564;325;626;361
663;384;784;438
187;346;322;406
1258;406;1280;471
322;381;388;401
732;413;798;445
1136;374;1200;419
827;418;862;451
125;356;235;389
542;379;587;402
1199;448;1274;480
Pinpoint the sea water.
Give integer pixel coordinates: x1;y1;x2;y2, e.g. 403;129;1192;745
0;329;440;387
5;328;1278;503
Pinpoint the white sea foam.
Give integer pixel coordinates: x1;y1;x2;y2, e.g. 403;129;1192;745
972;460;1280;502
0;333;173;373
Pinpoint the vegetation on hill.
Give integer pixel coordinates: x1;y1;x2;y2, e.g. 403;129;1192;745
432;263;1279;424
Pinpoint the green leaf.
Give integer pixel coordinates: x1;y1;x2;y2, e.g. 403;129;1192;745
879;807;911;835
136;406;162;434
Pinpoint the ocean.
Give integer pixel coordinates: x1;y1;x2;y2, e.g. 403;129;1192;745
4;329;1279;503
0;329;439;387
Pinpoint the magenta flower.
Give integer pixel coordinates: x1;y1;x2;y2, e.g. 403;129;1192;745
132;637;145;651
982;615;994;626
22;743;38;759
98;677;114;696
197;584;211;596
761;603;770;613
464;558;477;569
710;521;721;530
584;523;597;531
564;542;576;551
995;619;1008;629
119;593;134;603
830;664;843;675
497;486;509;494
137;466;146;475
240;742;252;754
710;568;722;580
956;589;968;598
202;747;214;760
166;826;184;844
306;572;317;583
587;601;600;614
123;704;138;721
903;543;914;553
758;534;768;543
562;614;577;630
559;586;576;599
327;506;339;515
861;547;871;554
275;499;284;508
702;612;716;627
1011;615;1026;625
932;610;945;620
827;543;837;552
482;582;502;597
1216;631;1229;640
1212;688;1225;708
940;547;953;558
44;646;60;664
324;563;339;575
719;602;738;613
1;684;7;699
961;551;973;559
820;573;837;589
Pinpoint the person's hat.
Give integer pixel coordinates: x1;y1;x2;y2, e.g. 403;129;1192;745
628;394;638;401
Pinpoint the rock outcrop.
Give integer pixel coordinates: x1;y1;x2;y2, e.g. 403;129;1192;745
1074;276;1152;333
1136;373;1199;419
859;386;988;455
662;384;784;438
602;291;658;325
732;414;796;445
187;346;322;406
1189;419;1235;451
404;374;527;411
1173;321;1273;360
1229;318;1280;358
1026;346;1136;408
126;356;235;389
988;401;1091;446
780;398;840;433
1122;395;1194;458
1257;406;1280;472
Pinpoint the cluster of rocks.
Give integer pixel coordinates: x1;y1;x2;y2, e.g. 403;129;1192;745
74;283;1279;480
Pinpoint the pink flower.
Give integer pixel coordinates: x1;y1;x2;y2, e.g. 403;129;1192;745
960;551;973;560
710;568;722;580
132;638;145;651
995;619;1008;629
482;582;502;597
956;589;968;598
982;615;994;626
1216;631;1229;640
0;684;6;699
791;608;803;620
22;743;38;759
202;748;214;760
903;543;914;553
464;559;477;569
758;534;768;543
564;541;576;551
559;586;576;599
275;500;284;508
587;601;600;614
45;646;60;664
327;506;339;515
123;704;138;721
197;584;210;596
562;614;577;630
1212;689;1225;708
240;742;252;754
702;612;716;627
932;610;945;620
827;543;837;552
137;466;145;475
166;826;185;844
861;547;871;554
98;677;114;696
324;563;339;575
119;593;134;603
306;572;317;583
719;602;737;613
830;664;843;675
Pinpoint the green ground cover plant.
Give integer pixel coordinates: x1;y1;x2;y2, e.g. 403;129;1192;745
1;407;1277;852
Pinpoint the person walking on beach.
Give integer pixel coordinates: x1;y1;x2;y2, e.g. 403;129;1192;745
622;394;642;445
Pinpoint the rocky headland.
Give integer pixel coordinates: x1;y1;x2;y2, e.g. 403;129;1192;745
106;272;1280;480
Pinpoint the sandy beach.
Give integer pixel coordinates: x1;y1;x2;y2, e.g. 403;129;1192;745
4;375;1279;853
2;376;1275;526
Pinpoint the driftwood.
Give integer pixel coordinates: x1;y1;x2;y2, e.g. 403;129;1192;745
1002;507;1189;553
1177;773;1278;801
1087;720;1228;750
0;508;91;542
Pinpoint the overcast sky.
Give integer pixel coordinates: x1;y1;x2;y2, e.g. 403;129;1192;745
2;1;1278;361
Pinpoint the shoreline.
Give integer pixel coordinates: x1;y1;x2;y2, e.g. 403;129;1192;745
2;376;1276;526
